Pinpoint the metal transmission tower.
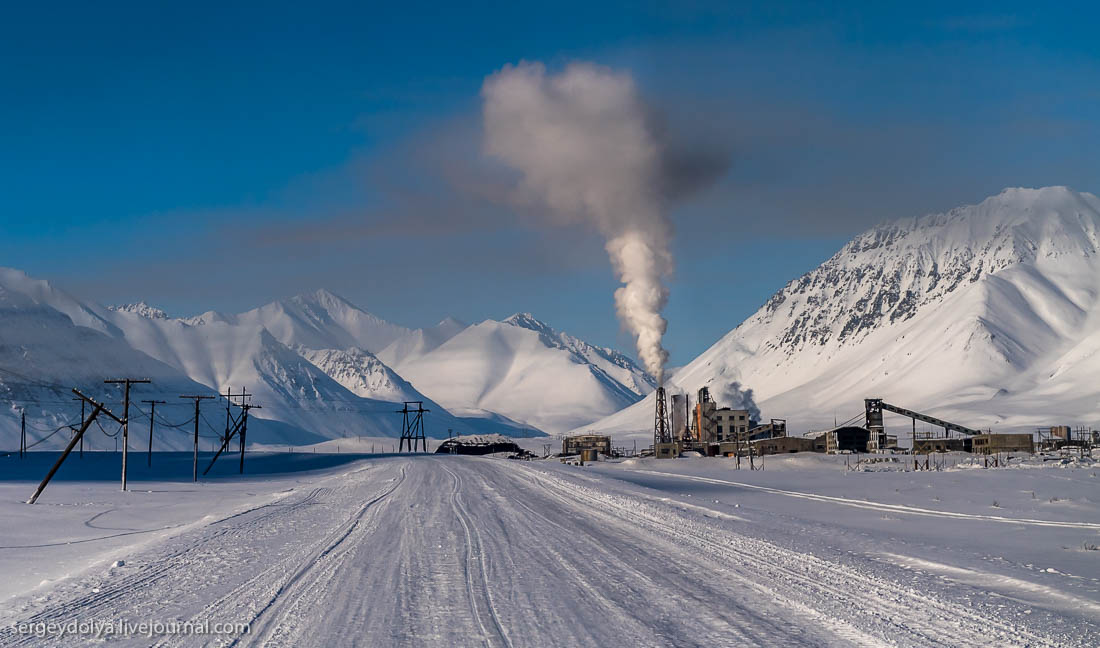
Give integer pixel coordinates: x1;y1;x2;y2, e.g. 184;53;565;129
397;401;429;452
654;386;672;447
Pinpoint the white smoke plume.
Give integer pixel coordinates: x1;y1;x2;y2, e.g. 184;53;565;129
481;61;674;383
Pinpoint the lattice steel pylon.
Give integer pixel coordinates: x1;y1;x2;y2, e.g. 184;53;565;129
398;401;429;452
654;386;672;447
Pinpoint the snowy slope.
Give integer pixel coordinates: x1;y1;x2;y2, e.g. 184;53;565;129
0;273;226;449
391;313;655;433
100;307;535;441
585;186;1100;439
185;289;411;353
0;273;537;448
296;346;423;403
376;317;468;367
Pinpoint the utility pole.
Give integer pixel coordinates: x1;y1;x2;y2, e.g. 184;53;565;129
180;395;214;482
29;389;120;504
203;388;258;476
238;402;257;473
142;400;166;468
72;398;86;457
105;378;150;492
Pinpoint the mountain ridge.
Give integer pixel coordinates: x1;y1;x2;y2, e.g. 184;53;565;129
581;186;1100;439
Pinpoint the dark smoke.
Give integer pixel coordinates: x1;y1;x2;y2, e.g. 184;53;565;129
715;381;761;424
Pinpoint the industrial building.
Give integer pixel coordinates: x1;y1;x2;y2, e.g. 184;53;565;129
648;390;1052;462
747;419;787;441
751;435;815;455
822;427;871;453
716;408;751;442
654;442;682;459
971;433;1033;455
562;434;612;457
1037;426;1095;452
912;437;968;453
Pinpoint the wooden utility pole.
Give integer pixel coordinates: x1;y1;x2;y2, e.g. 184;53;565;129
105;378;150;491
72;398;86;457
29;389;121;504
203;388;258;476
180;395;214;482
142;399;166;467
238;402;257;473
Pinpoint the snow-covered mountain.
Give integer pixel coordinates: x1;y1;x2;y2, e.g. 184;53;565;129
108;302;169;320
390;313;656;433
0;273;538;448
585;186;1100;439
185;289;411;353
296;346;423;403
376;317;468;367
0;272;233;450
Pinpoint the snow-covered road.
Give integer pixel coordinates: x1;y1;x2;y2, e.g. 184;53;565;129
1;456;1096;646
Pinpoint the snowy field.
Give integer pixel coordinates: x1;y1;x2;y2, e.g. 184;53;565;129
0;450;1097;646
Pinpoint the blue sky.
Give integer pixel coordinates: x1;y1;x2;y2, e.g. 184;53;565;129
2;2;1098;365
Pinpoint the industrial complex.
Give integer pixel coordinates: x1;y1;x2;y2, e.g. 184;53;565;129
559;388;1098;464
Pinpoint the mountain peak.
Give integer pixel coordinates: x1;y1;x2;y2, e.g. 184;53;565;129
503;312;553;334
108;302;169;320
437;316;467;328
285;288;356;311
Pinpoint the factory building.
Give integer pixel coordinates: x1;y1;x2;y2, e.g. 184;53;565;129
912;438;969;453
824;427;870;453
695;388;718;444
971;433;1033;455
562;434;612;457
751;436;815;455
654;442;682;459
747;419;786;441
716;408;751;442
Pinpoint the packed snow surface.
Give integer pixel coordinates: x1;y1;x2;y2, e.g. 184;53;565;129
0;451;1096;646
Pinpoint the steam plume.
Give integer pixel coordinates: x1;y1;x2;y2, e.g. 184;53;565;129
482;61;674;382
715;381;761;424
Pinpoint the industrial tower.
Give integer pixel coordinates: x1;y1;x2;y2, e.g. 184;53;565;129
654;386;672;447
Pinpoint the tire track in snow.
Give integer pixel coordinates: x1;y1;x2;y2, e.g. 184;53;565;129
488;465;833;647
441;464;513;648
518;466;1077;648
155;464;409;648
637;469;1100;529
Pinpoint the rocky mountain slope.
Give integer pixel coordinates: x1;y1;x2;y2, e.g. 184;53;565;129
584;186;1100;439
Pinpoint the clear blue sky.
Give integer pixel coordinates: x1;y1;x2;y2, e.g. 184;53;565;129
2;2;1098;365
